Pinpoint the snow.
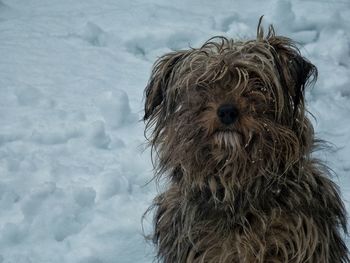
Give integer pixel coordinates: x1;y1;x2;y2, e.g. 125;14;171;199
0;0;349;262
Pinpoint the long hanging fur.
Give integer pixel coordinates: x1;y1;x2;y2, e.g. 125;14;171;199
143;21;349;263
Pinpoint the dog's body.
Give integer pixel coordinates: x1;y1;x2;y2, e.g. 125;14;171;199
144;23;349;262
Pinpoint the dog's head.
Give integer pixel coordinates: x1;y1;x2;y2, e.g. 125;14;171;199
144;23;317;184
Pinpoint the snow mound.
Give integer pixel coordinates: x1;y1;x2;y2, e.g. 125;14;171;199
80;22;107;47
96;90;137;129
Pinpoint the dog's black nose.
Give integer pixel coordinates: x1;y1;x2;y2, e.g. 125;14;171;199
217;104;239;125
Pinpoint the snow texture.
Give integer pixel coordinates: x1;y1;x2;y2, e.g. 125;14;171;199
0;0;349;262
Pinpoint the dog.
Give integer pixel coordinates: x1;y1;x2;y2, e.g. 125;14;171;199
143;20;349;262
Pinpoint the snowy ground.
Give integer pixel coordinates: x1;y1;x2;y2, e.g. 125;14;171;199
0;0;349;262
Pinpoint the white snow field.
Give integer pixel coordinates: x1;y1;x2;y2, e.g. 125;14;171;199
0;0;349;262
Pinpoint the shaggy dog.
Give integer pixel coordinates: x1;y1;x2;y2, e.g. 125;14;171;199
143;21;349;262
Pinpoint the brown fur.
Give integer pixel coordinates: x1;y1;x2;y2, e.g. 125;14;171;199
143;20;349;262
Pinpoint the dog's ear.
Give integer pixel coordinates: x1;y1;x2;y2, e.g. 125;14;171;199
144;51;188;121
266;33;317;115
285;53;317;115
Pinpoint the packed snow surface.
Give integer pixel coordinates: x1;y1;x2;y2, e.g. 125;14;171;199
0;0;350;262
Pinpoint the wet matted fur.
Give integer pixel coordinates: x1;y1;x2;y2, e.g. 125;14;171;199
143;21;349;263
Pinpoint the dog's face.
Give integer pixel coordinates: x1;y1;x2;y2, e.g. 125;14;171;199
144;28;317;183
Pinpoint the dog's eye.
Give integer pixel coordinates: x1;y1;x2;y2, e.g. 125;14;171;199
242;90;262;98
201;106;210;112
194;83;211;92
258;86;267;92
